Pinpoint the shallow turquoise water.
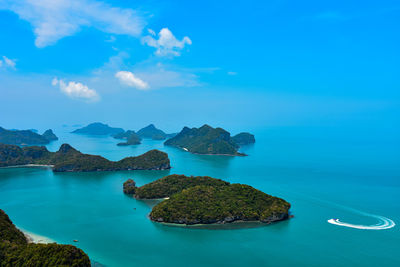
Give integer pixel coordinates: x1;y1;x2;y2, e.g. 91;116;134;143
1;126;399;266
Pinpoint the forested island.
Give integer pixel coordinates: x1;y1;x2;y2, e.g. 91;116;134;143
0;143;170;171
0;127;58;145
72;122;124;135
0;209;90;266
164;125;255;156
123;174;290;225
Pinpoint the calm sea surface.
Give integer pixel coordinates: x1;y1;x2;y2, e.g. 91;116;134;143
1;126;399;266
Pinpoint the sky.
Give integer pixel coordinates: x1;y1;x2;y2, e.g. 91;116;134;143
0;0;399;133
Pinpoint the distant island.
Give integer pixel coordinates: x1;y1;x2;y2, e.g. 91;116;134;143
72;122;124;135
0;209;90;266
164;124;255;156
123;174;290;225
0;143;170;171
231;132;255;146
0;127;58;145
73;123;176;145
114;130;141;146
137;124;173;140
42;129;58;141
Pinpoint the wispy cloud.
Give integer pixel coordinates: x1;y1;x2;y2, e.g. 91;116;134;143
0;56;16;69
52;78;100;102
142;28;192;57
115;71;149;90
1;0;146;47
227;71;237;76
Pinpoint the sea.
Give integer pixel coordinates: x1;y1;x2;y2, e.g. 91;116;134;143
0;125;399;266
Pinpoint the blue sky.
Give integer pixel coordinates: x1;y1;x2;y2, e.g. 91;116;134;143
0;0;399;132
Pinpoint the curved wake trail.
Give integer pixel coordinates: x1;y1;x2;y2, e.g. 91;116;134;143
328;215;396;230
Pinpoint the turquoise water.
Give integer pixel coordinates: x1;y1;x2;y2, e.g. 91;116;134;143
1;126;399;266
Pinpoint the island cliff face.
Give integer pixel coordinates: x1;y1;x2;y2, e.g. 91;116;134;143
0;209;90;266
164;125;243;156
0;127;58;145
72;122;124;136
124;174;290;225
0;143;171;172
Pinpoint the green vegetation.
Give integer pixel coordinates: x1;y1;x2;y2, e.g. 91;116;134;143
0;209;90;267
134;174;229;199
164;124;244;156
232;132;255;146
0;127;49;145
123;179;136;194
116;131;141;146
72;122;124;135
0;143;171;171
42;129;58;141
128;174;290;225
150;183;290;225
137;124;167;140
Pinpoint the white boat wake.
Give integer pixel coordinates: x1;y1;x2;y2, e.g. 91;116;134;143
327;215;396;230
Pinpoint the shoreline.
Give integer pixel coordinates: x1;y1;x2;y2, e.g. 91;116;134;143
19;228;54;244
0;164;54;169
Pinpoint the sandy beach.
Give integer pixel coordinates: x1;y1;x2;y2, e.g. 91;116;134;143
20;228;54;244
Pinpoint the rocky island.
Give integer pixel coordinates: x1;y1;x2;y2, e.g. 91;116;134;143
0;209;90;266
123;174;290;225
164;124;247;156
0;127;58;145
0;143;170;171
72;122;124;136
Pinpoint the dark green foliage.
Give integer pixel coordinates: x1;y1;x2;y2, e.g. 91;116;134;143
231;132;255;146
0;127;49;145
135;174;229;199
164;124;242;155
150;184;290;225
116;131;141;146
0;144;170;171
42;129;58;141
0;210;27;246
137;124;167;140
72;122;124;135
0;209;90;267
123;179;137;194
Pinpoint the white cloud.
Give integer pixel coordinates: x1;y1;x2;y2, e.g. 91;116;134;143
227;71;237;76
147;28;156;36
1;0;145;47
142;28;192;57
0;56;16;69
52;78;100;102
115;71;149;90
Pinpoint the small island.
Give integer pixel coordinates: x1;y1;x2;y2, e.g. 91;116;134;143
72;122;124;136
0;143;171;172
42;129;59;141
0;127;58;145
0;209;90;266
231;132;255;146
137;124;168;140
164;124;250;156
123;174;290;225
114;131;141;146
